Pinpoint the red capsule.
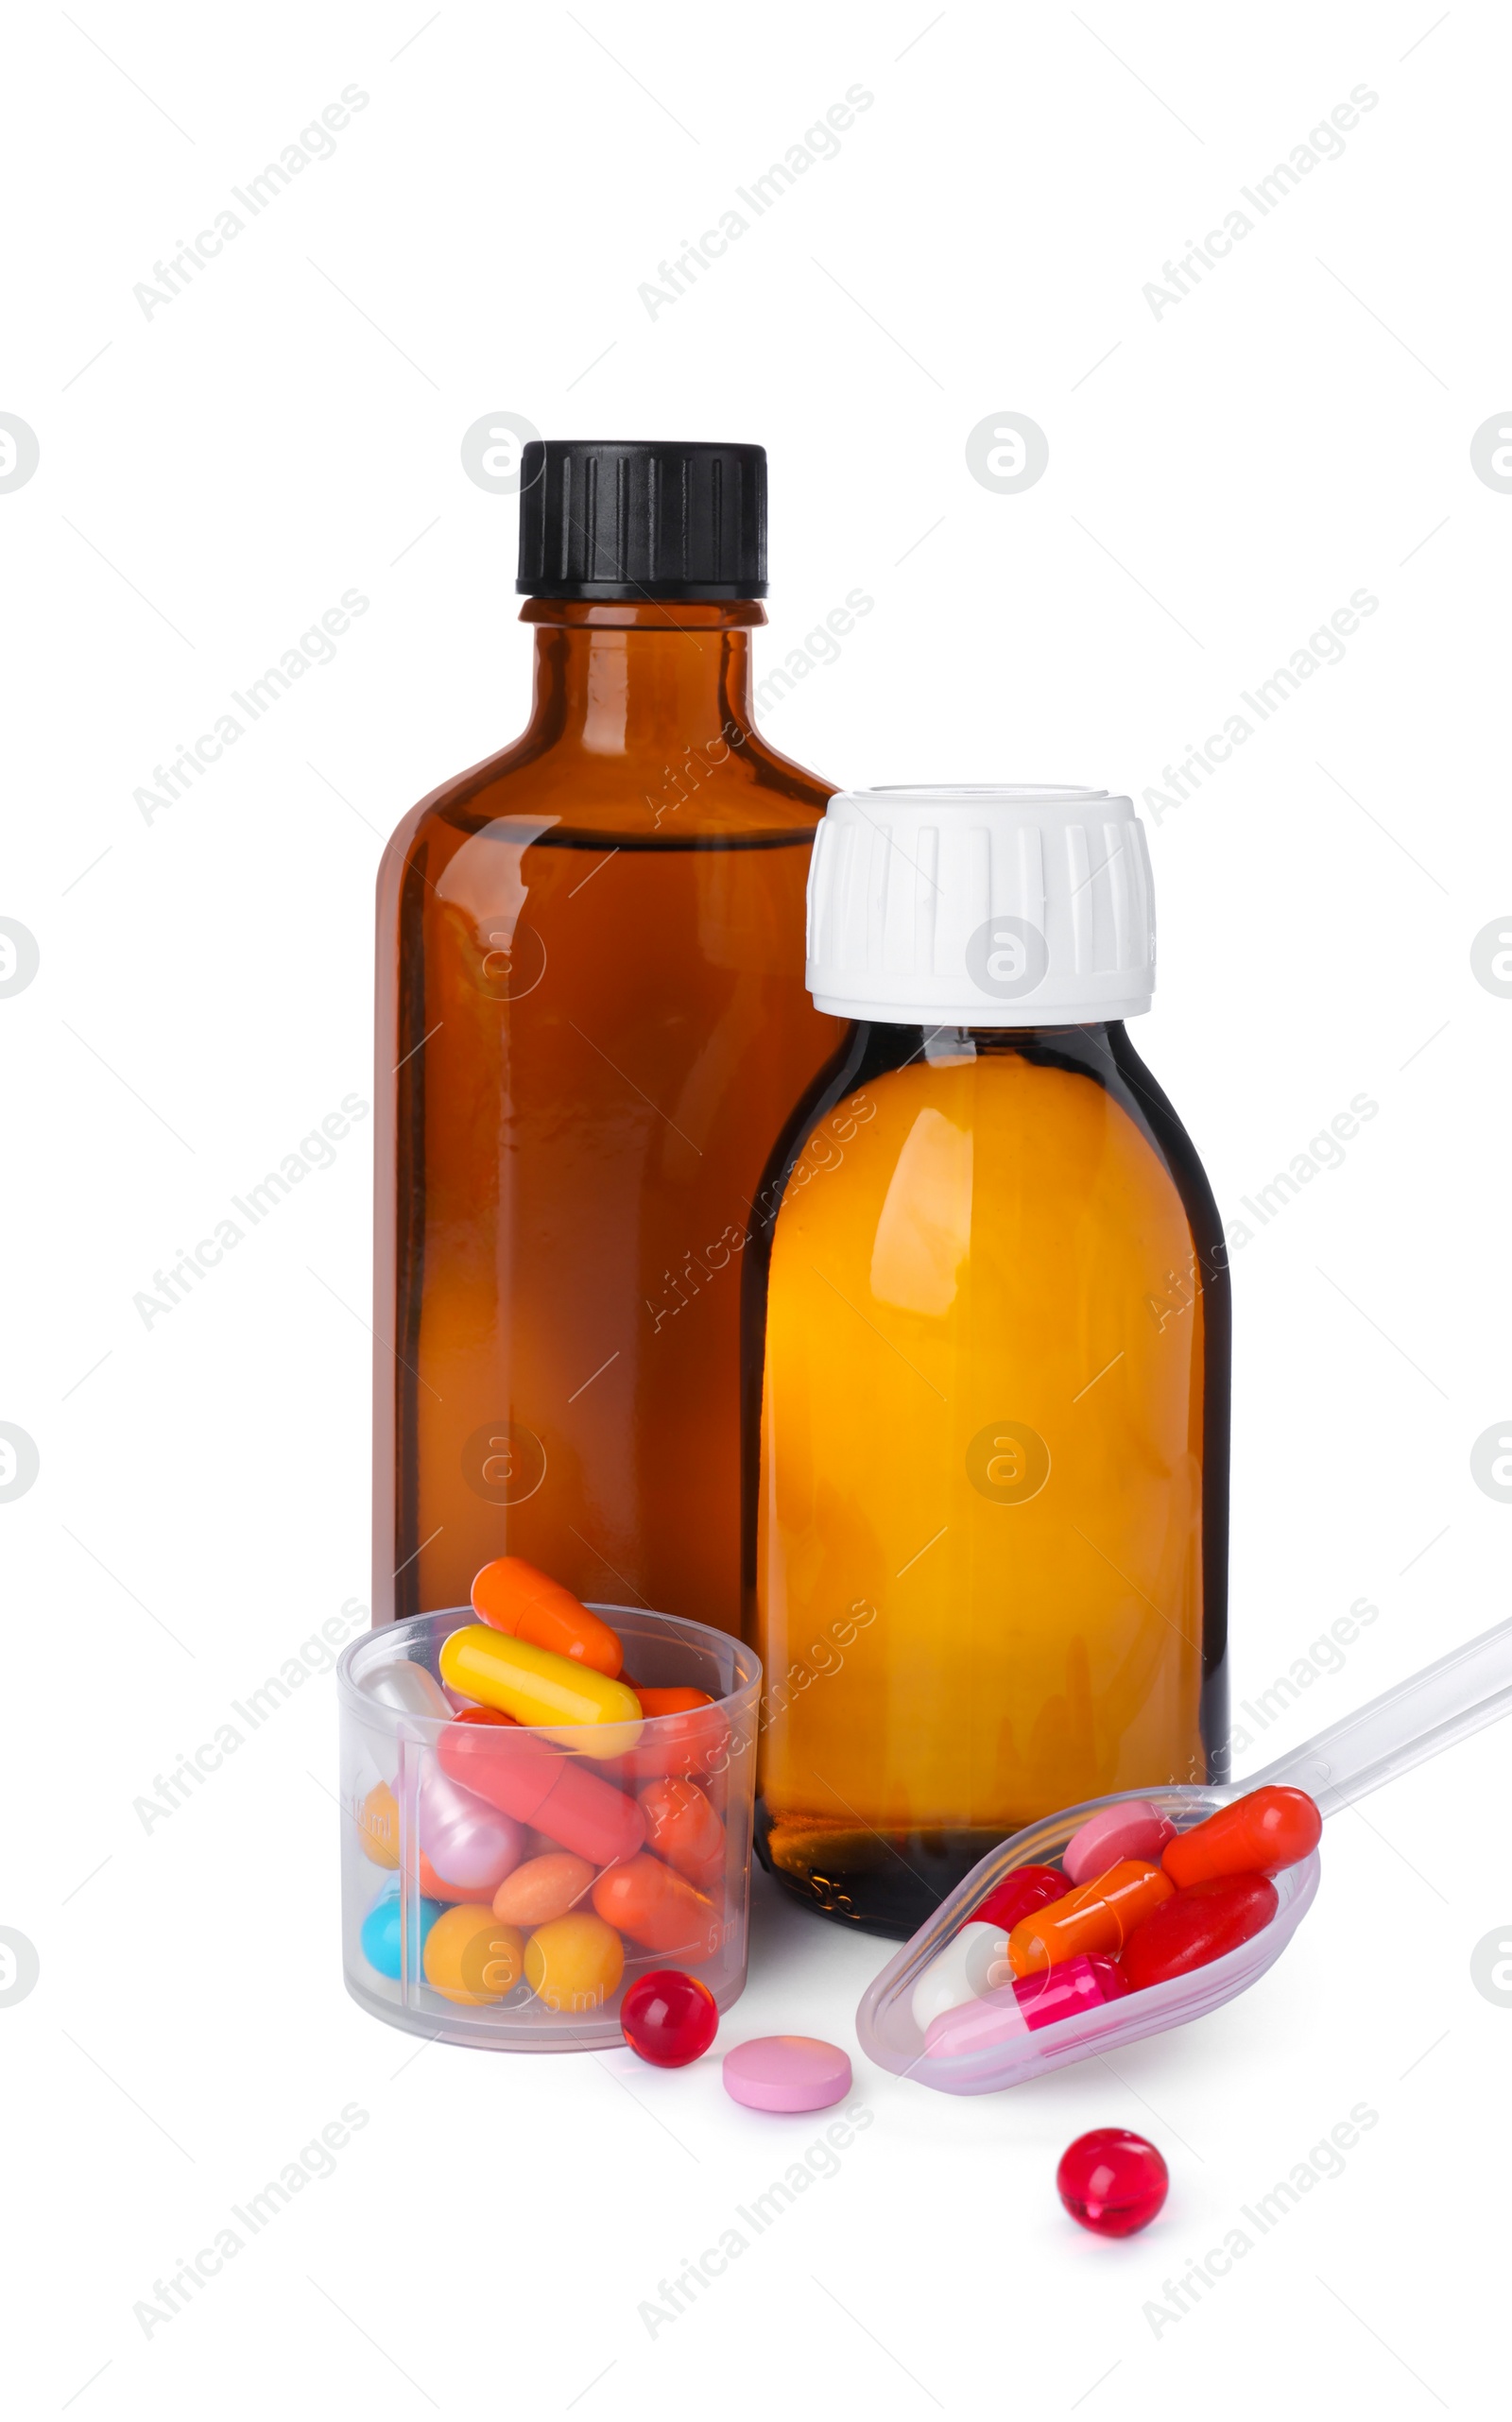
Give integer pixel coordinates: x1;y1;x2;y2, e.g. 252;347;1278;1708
1161;1786;1321;1889
1120;1872;1279;1991
437;1718;644;1867
972;1864;1070;1933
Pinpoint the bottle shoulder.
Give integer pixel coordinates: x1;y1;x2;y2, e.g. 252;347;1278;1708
381;724;835;877
765;1032;1220;1247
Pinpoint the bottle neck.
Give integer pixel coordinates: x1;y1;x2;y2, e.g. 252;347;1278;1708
872;1022;1119;1068
519;596;763;759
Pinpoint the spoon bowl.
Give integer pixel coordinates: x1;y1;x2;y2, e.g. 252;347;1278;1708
856;1609;1512;2093
856;1784;1320;2093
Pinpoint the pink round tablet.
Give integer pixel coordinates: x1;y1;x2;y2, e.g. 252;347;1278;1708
722;2035;852;2113
1061;1798;1176;1884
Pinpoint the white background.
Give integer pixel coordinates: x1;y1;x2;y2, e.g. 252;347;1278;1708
3;2;1508;2413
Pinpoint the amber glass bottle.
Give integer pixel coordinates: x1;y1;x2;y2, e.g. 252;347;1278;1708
374;441;841;1627
744;787;1229;1936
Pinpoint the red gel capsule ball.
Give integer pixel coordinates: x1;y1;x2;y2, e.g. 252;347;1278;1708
1057;2128;1169;2238
621;1968;719;2068
1161;1786;1321;1889
972;1864;1070;1933
1120;1872;1278;1992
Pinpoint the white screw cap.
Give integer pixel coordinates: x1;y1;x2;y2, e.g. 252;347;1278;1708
805;785;1156;1026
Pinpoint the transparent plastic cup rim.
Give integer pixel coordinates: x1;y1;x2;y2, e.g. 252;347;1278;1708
335;1603;763;1745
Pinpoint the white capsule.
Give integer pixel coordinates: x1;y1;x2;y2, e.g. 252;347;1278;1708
359;1658;454;1782
362;1659;453;1722
910;1920;1010;2033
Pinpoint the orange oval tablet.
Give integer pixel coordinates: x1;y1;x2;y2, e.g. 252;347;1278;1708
592;1853;721;1960
524;1912;625;2013
492;1851;596;1927
639;1778;725;1888
359;1782;399;1868
421;1905;525;2005
472;1555;624;1678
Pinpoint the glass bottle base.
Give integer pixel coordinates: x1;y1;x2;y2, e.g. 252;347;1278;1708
755;1803;1014;1939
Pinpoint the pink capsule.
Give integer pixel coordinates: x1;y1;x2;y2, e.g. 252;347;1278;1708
417;1763;524;1890
923;1991;1027;2060
1011;1952;1115;2031
1062;1798;1176;1884
923;1952;1120;2059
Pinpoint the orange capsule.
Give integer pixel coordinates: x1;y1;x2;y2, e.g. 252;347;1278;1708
592;1853;722;1960
1009;1860;1175;1978
609;1689;730;1783
1161;1786;1322;1890
471;1555;624;1678
639;1778;725;1888
632;1686;713;1720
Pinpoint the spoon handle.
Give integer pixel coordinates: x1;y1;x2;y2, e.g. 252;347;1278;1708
1241;1611;1512;1814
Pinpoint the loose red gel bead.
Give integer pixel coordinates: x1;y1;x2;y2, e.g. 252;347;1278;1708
1120;1872;1279;1991
621;1968;718;2068
1057;2128;1169;2238
972;1864;1069;1933
1161;1786;1321;1889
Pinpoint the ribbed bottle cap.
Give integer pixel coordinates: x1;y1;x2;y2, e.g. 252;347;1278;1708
805;786;1156;1025
516;439;767;598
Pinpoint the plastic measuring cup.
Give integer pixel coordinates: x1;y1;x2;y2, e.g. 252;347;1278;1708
857;1613;1512;2093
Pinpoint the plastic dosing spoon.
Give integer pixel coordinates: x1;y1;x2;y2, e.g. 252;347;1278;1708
856;1612;1512;2094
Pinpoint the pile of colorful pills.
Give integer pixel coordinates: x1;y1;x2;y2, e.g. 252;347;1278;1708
355;1557;733;2018
914;1786;1322;2057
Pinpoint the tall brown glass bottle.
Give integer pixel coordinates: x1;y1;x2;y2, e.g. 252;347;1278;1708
373;441;843;1629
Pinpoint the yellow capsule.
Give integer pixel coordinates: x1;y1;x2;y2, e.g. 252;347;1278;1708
439;1623;644;1752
